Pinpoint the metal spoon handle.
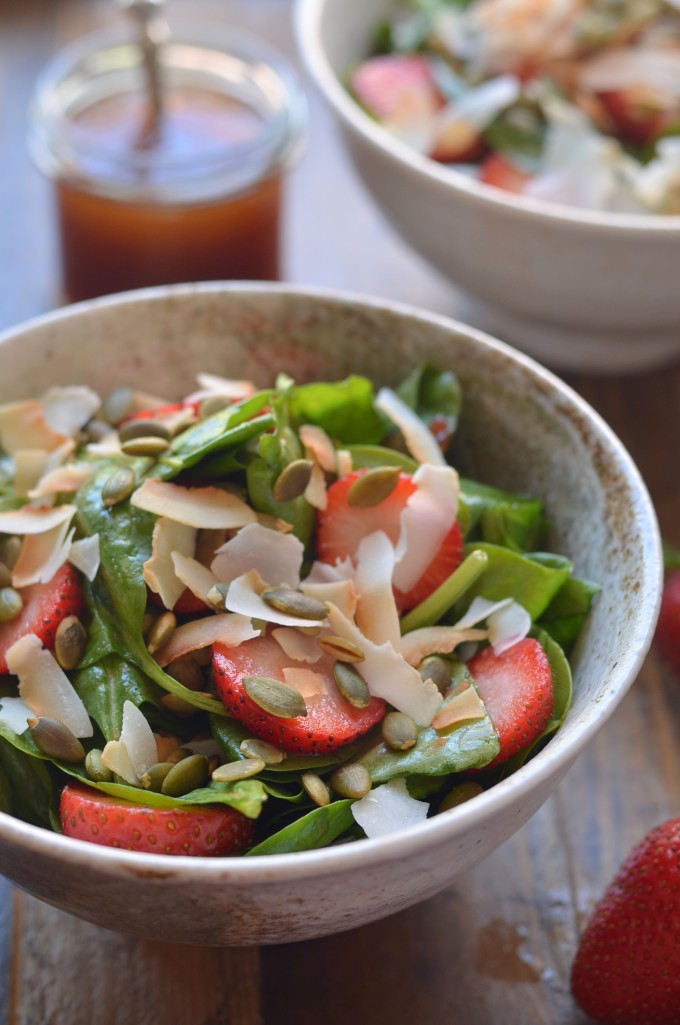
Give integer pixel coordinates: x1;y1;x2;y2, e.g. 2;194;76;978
118;0;169;147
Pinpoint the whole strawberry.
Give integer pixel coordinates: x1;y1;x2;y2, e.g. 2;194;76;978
570;818;680;1025
655;568;680;680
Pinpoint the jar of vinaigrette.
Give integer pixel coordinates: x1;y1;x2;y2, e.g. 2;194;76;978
29;19;306;302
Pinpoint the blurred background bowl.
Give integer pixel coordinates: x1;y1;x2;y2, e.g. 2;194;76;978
295;0;680;374
0;282;661;945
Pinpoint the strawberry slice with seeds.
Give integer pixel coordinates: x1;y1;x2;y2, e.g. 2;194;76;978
60;784;254;856
213;633;386;754
349;54;443;124
599;87;680;149
316;471;463;611
467;638;553;767
0;564;83;674
480;153;531;194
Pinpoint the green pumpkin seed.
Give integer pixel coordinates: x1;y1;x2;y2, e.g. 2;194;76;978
146;611;176;655
261;587;329;621
332;661;371;708
118;418;171;443
0;562;11;589
0;536;21;570
166;658;204;691
85;748;114;783
166;746;193;765
54;616;87;671
381;711;418;751
272;459;314;502
199;394;231;419
301;772;331;807
212;757;265;782
83;418;112;444
120;436;170;457
243;676;307;719
439;781;484;813
239;738;286;764
329;763;372;800
0;587;23;623
102;466;136;507
418;656;452;694
347;466;401;508
318;634;365;663
159;693;199;718
140;762;174;792
161;753;210;797
28;717;85;763
101;386;135;426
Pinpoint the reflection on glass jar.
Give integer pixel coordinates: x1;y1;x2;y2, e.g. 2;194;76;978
29;19;306;303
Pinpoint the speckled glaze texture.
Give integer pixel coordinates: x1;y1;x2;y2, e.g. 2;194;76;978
295;0;680;372
0;284;662;945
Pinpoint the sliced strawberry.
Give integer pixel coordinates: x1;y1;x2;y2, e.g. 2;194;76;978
467;638;553;768
212;633;385;754
480;153;532;194
122;399;202;424
655;568;680;679
316;471;464;611
60;784;254;856
599;87;680;149
430;119;486;164
349;54;443;124
0;563;83;674
147;585;208;616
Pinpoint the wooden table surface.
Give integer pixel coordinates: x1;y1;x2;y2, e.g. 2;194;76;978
1;2;679;1023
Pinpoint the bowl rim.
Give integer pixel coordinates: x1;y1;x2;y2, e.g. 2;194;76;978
0;280;663;883
294;0;680;235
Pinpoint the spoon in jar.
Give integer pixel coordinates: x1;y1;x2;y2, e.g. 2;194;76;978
118;0;169;148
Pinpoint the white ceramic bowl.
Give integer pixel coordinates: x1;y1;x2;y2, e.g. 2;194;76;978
295;0;680;374
0;283;661;945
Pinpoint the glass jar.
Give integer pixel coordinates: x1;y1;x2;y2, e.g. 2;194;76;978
29;18;306;303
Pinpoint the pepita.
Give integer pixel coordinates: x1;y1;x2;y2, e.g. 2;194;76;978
28;717;85;763
329;763;372;800
242;675;308;719
118;418;171;443
418;655;452;694
272;459;314;502
166;658;204;691
318;634;365;663
83;418;112;444
146;611;176;655
140;761;174;792
301;771;331;807
439;781;484;813
347;466;401;508
0;587;23;624
0;563;11;589
85;748;114;783
261;587;329;621
161;753;209;797
381;711;418;751
199;394;231;419
142;609;157;638
332;661;371;708
54;616;87;671
101;386;135;426
211;757;265;782
0;536;21;570
102;466;136;507
159;693;199;717
166;746;193;765
120;436;170;458
239;737;286;764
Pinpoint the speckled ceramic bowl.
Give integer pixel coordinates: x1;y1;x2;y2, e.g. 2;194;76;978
0;283;661;945
295;0;680;374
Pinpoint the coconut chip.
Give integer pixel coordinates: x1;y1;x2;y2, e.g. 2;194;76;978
154;612;259;667
13;450;50;498
40;385;101;437
12;521;75;588
0;401;66;455
300;579;357;620
100;740;139;785
143;518;197;610
131;479;256;530
6;633;92;738
282;667;328;700
303;461;329;511
0;503;76;535
393;463;459;592
375;388;446;466
272;627;323;664
431;682;487;730
172;552;219;606
299;424;338;473
354;531;401;648
211;522;304;588
225;570;330;628
68;534;101;581
352;778;429;839
400;625;489;667
117;699;157;779
454;596;531;653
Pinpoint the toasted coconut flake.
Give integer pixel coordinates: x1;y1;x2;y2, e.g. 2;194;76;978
400;626;489;667
305;557;355;583
28;463;91;499
151;404;197;436
300;579;357;620
155;613;258;667
375;388;446;466
12;522;74;588
14;450;50;498
131;479;256;529
85;434;122;457
144;518;197;610
195;373;257;399
393;464;459;592
304;460;328;511
172;552;219;605
299;424;337;473
488;600;531;654
68;534;100;581
225;570;329;628
454;596;513;629
282;667;328;700
431;682;487;730
101;740;139;785
354;531;400;648
211;522;304;588
352;778;428;839
327;605;442;725
6;634;92;737
0;401;65;455
336;449;353;477
0;503;76;535
0;696;33;734
119;699;157;778
41;386;100;436
272;627;323;663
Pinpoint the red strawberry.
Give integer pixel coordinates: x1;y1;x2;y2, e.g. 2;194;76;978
122;398;202;424
430;117;486;164
147;585;208;616
655;569;680;679
570;817;680;1025
466;638;553;767
316;471;464;611
212;633;385;754
599;87;680;149
480;153;532;194
0;563;83;674
60;784;254;856
349;54;443;124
